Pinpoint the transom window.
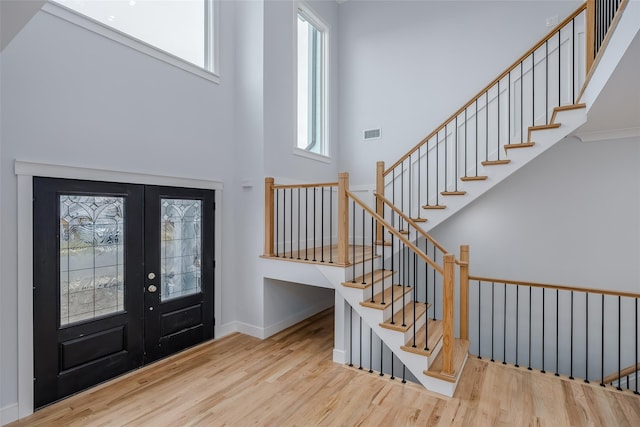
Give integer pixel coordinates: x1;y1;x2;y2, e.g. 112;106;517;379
51;0;215;73
296;5;328;158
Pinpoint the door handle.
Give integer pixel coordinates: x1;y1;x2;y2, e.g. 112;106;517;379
148;284;157;293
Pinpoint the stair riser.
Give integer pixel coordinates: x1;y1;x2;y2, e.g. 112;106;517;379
345;258;384;282
355;275;397;302
397;312;427;343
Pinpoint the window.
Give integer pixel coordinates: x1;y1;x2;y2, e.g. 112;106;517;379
49;0;216;79
296;5;328;158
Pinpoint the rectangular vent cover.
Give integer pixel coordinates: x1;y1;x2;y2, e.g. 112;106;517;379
363;128;381;140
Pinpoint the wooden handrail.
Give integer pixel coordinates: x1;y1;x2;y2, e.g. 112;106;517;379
272;181;338;190
602;363;640;385
383;3;587;176
468;275;640;299
374;191;448;255
346;190;444;275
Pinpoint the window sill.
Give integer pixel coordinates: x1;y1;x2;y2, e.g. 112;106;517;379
42;1;220;84
293;148;331;164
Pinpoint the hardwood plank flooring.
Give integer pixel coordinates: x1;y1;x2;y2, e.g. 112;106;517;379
10;308;639;426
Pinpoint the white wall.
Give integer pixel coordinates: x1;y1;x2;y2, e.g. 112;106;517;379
430;136;640;292
338;0;582;185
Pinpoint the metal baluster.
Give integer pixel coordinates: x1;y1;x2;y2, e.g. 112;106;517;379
424;239;429;351
528;286;532;370
359;316;363;370
464;109;468;177
545;41;549;124
600;294;605;386
475;99;478;173
555;289;559;376
349;306;353;367
329;187;333;263
485;92;489;160
634;298;640;394
312;188;316;261
436;132;440;205
362;208;366;287
297;188;301;259
454;117;458;191
572;19;575;103
520;61;524;142
370;217;375;303
570;291;574;379
478;281;482;358
585;292;589;383
558;28;561;107
402;365;406;384
381;222;386;305
515;285;519;367
618;295;622;390
409;154;412;218
542;288;546;373
402;241;407;328
413;252;417;347
532;50;535;127
497;81;500;160
491;282;495;362
351;200;356;282
391;234;395;325
380;339;384;377
290;188;293;259
391;353;395;380
321;187;324;262
304;188;308;260
417;147;421;218
503;283;507;365
275;188;279;257
445;124;448;192
369;327;373;373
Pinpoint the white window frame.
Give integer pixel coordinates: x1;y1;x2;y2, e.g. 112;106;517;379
43;0;220;84
294;2;330;162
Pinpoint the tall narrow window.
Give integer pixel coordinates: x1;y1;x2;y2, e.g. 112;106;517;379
297;6;328;157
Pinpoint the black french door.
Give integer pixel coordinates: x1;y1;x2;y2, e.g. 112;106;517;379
33;178;214;409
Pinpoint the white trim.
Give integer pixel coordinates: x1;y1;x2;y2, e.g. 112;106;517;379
14;160;224;420
576;127;640;143
42;1;220;84
332;349;346;364
294;1;331;159
292;147;332;164
15;161;223;190
0;404;19;426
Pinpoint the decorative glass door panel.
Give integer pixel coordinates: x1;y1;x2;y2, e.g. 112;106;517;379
160;199;202;301
59;195;125;325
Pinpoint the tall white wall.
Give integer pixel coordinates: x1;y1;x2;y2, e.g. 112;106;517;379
430;136;640;293
338;0;582;185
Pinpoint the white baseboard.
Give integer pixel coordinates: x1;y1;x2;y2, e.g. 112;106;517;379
1;403;19;426
333;349;346;364
214;300;334;340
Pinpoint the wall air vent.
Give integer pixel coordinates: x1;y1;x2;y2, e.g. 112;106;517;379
363;128;381;140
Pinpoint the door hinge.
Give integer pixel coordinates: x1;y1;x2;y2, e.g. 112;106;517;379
213;317;216;326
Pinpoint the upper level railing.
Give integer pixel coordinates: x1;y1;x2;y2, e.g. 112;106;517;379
464;261;640;395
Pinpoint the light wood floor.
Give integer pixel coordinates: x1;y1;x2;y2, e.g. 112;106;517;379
11;309;640;426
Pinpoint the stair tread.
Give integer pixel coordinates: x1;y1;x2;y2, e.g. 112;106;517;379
481;159;511;166
424;338;470;383
360;285;411;310
441;191;466;196
342;269;394;290
554;103;586;112
422;205;446;210
529;123;561;131
410;217;428;223
375;240;392;247
380;301;430;332
504;142;535;149
401;319;444;357
460;176;487;181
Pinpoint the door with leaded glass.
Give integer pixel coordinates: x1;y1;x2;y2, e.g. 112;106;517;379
33;178;214;409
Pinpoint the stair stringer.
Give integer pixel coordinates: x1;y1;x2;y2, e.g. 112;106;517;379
410;106;588;234
317;263;466;397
